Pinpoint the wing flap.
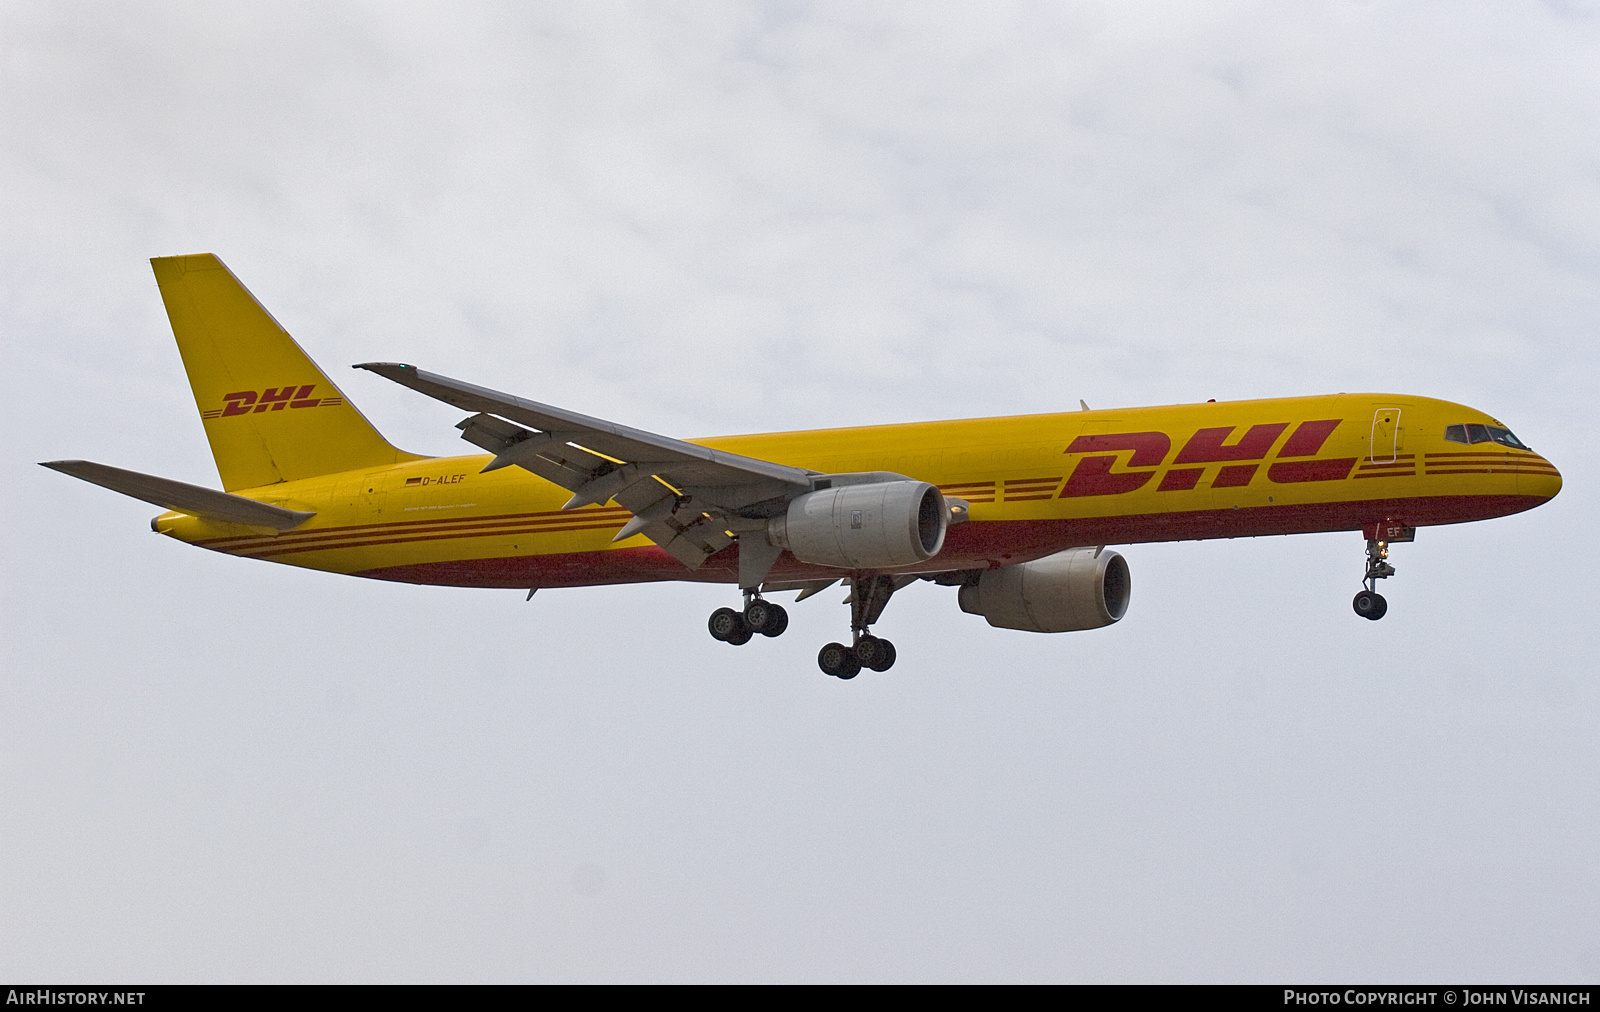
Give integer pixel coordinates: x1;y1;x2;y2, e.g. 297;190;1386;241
612;480;733;570
455;412;607;488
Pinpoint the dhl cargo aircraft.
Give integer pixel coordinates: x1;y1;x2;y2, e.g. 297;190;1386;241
45;255;1563;678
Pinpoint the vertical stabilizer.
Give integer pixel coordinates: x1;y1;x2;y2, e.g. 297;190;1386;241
152;254;423;491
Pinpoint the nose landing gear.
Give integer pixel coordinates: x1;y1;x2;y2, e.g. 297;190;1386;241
1352;538;1394;620
1352;525;1411;621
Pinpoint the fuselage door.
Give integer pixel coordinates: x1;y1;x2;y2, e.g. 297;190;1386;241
363;473;388;518
337;470;388;519
1370;408;1402;464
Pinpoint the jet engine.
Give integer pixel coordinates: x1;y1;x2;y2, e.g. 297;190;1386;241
958;547;1130;632
768;480;948;570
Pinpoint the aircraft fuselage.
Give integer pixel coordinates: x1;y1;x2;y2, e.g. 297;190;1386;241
155;392;1560;590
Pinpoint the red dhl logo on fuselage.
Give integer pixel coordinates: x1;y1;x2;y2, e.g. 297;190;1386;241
200;385;344;419
1061;419;1352;497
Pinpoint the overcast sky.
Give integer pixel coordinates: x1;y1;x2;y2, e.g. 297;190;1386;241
3;1;1597;983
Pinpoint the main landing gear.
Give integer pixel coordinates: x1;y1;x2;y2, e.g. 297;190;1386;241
817;575;899;679
816;635;896;680
1352;536;1397;621
708;590;789;645
705;574;903;680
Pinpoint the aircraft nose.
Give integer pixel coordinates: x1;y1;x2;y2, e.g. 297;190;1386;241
1521;455;1562;501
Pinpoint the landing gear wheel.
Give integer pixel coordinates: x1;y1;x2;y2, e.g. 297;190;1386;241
762;606;788;637
708;607;748;642
853;635;896;671
746;600;788;637
866;638;896;672
744;599;771;630
852;636;880;668
1352;590;1388;621
818;641;860;678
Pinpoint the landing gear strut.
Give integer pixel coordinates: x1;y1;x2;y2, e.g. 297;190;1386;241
818;575;899;678
1352;537;1396;621
708;589;788;645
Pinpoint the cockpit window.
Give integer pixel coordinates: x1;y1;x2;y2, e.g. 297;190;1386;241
1487;426;1529;450
1448;422;1531;450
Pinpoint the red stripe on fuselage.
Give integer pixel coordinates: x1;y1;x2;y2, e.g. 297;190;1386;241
350;493;1550;590
193;507;631;546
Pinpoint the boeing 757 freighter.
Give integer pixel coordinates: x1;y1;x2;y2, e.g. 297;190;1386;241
44;255;1562;678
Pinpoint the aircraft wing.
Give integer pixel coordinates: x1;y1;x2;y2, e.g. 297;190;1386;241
40;460;315;531
355;362;818;571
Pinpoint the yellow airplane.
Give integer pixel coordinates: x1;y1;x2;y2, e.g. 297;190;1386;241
44;254;1563;678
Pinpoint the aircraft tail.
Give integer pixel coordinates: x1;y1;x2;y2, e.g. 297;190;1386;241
152;254;423;491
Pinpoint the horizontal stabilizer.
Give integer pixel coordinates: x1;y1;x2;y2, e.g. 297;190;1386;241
40;460;314;531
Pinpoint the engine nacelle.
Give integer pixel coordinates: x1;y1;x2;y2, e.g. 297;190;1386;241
769;480;947;570
958;547;1130;632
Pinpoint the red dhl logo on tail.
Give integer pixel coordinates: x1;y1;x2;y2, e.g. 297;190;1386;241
200;385;344;420
1061;419;1354;497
